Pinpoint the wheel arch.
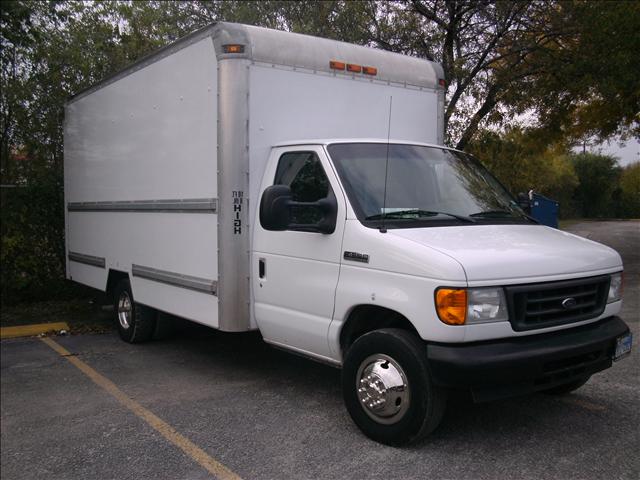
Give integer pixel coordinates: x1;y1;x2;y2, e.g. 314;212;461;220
339;304;421;356
106;269;129;301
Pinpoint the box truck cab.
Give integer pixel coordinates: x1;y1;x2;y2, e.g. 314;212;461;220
64;22;632;446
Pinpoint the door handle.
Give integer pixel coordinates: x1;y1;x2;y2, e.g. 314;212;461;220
258;258;266;279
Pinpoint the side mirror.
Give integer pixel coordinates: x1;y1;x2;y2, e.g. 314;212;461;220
259;185;338;234
260;185;292;231
303;191;337;234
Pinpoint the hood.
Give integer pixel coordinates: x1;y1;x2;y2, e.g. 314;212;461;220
390;224;622;283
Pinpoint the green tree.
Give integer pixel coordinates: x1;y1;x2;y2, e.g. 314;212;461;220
527;1;640;143
571;153;620;218
468;128;579;217
2;1;638;302
363;1;640;148
618;162;640;218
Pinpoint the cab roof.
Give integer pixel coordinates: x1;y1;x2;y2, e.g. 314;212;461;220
272;138;460;153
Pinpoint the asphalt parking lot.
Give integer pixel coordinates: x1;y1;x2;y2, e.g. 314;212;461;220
2;221;639;480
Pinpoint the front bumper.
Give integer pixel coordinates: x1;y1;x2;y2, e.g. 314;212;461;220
427;316;630;402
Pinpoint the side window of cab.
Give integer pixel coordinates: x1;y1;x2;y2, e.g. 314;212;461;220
274;152;332;225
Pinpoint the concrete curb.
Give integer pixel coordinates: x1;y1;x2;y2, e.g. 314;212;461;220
0;322;70;339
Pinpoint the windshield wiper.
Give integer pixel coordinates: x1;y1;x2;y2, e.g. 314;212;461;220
469;209;515;217
470;209;539;223
365;209;475;223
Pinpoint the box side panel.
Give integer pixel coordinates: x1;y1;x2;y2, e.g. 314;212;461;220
65;37;217;202
247;64;439;232
64;37;219;328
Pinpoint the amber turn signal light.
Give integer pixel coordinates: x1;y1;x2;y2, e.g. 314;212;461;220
435;288;467;325
223;44;245;54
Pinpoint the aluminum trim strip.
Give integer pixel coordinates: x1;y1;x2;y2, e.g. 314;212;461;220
68;198;217;213
68;251;106;268
132;264;217;296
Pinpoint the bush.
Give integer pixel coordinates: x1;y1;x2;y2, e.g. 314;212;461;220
0;166;91;305
618;162;640;218
570;153;621;218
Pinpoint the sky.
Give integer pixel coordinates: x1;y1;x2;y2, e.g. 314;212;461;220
596;136;640;167
576;136;640;167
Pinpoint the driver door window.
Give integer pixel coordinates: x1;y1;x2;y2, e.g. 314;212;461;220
274;151;332;225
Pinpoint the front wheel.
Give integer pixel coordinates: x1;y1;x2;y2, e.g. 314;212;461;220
342;328;446;446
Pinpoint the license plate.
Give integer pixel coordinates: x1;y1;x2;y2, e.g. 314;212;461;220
613;332;632;361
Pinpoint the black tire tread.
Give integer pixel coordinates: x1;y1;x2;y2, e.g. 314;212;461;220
342;328;446;445
113;279;156;343
153;311;178;340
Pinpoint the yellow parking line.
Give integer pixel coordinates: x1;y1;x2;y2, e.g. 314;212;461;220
40;337;242;480
1;322;69;339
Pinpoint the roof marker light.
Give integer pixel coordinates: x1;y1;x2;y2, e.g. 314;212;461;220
347;64;363;73
363;66;377;76
438;78;446;87
330;60;346;70
223;44;245;54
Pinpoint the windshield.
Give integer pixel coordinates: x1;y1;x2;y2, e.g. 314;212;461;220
327;143;531;228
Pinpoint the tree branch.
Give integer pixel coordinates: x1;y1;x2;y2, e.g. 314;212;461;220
455;84;500;150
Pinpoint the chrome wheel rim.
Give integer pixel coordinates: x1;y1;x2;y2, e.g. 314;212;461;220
117;291;132;329
356;354;410;425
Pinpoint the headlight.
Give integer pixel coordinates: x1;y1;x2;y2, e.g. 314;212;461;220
436;287;508;325
608;272;623;303
467;288;509;323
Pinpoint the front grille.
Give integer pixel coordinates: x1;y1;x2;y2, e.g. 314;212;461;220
505;275;610;331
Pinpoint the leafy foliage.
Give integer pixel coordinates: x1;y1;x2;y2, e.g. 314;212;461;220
0;165;90;302
618;163;640;218
1;1;638;303
571;153;621;218
526;1;640;143
468;128;580;217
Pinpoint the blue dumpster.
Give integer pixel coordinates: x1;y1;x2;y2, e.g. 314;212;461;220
530;193;559;228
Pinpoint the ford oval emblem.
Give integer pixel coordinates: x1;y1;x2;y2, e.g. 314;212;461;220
562;297;577;309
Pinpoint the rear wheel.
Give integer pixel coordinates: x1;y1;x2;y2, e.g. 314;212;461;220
342;328;446;446
113;279;156;343
543;376;590;395
153;311;179;340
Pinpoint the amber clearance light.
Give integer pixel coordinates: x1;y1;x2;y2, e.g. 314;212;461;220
223;44;245;54
435;288;467;325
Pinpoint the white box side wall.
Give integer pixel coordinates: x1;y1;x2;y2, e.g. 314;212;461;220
64;37;219;328
65;37;218;202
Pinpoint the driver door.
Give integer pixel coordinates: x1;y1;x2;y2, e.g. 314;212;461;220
252;146;346;360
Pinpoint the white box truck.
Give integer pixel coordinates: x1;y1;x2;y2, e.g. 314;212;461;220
64;22;632;445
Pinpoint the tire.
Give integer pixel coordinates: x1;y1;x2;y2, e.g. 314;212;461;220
342;328;446;446
153;311;178;340
113;279;156;343
543;376;590;395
